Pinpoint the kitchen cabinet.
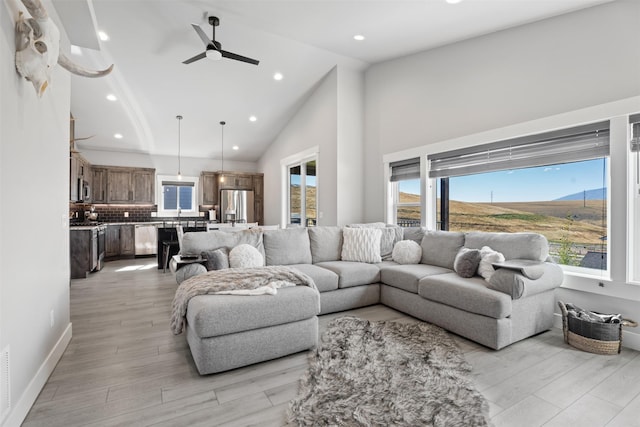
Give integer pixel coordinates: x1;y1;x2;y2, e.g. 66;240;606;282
91;167;107;203
92;165;155;204
132;170;154;203
200;171;264;224
200;172;219;206
253;175;264;225
70;152;91;202
220;173;253;190
105;224;135;259
108;169;131;203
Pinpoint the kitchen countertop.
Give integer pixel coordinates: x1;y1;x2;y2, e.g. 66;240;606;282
69;220;216;230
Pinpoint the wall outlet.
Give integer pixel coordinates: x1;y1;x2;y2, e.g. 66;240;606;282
124;212;129;218
151;212;157;217
49;310;54;328
199;212;205;217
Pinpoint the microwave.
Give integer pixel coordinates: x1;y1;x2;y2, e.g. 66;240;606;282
77;178;91;202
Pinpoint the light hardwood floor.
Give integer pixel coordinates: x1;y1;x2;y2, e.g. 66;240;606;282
22;258;640;427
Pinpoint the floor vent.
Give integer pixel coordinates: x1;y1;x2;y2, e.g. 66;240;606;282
0;345;10;423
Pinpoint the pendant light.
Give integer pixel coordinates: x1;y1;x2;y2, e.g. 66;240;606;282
176;115;183;180
219;121;226;183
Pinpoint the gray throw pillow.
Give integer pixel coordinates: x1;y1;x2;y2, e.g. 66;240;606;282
201;248;230;271
453;248;481;278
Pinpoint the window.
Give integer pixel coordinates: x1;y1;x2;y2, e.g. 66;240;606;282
390;158;421;226
157;175;198;217
429;122;610;273
630;114;640;282
288;158;317;226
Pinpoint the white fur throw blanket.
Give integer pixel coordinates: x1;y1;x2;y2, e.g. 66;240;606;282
171;266;316;335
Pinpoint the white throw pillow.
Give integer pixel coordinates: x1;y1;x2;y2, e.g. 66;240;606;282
392;240;422;264
341;227;382;263
478;246;505;281
229;244;264;268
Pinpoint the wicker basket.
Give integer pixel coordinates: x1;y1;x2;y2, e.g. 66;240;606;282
558;301;638;355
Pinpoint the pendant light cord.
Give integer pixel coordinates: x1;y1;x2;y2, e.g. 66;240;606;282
176;115;183;177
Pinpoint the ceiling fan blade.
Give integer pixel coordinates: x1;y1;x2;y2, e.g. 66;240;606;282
183;51;207;64
220;49;259;66
191;23;215;49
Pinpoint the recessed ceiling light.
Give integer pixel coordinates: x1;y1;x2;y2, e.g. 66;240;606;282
232;145;239;150
106;94;117;102
273;72;283;81
353;34;365;41
114;133;123;139
98;31;110;41
70;45;83;56
249;115;257;122
446;0;463;4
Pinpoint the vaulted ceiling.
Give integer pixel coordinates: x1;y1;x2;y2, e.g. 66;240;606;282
54;0;612;162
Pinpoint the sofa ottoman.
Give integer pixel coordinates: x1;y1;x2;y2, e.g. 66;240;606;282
185;285;320;374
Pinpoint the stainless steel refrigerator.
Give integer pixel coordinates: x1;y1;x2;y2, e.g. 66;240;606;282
220;189;255;223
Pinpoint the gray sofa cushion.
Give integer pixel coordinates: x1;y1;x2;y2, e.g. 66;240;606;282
181;228;265;258
464;231;549;261
186;285;320;338
402;227;427;244
420;231;465;270
308;226;343;263
488;262;564;299
314;261;380;288
289;263;339;292
175;263;207;284
418;273;512;319
380;263;452;294
264;227;312;266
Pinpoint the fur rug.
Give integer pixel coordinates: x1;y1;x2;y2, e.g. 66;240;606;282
288;317;491;427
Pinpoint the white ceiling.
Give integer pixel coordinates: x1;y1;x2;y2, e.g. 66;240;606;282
53;0;612;162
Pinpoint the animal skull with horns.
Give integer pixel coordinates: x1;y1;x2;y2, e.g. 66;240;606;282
15;0;113;97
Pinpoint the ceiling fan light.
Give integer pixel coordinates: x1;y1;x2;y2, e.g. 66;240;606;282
206;49;222;61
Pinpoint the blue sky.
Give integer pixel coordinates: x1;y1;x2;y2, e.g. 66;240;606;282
399;159;608;203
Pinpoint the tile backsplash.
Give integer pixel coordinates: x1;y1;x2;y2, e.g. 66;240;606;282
69;203;210;223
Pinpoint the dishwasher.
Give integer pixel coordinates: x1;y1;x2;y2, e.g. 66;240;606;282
134;224;158;256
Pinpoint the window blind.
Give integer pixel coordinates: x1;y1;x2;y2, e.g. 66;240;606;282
162;180;194;187
390;157;420;182
428;121;610;178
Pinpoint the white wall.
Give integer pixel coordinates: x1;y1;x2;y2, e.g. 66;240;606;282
79;149;258;178
364;0;640;221
1;1;72;425
363;0;640;349
336;67;365;225
258;68;339;226
257;66;365;227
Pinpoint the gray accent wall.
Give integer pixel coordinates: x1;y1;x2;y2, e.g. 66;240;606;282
363;0;640;223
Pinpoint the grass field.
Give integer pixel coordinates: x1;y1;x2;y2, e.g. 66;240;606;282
398;192;607;251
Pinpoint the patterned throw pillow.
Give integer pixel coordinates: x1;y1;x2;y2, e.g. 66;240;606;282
392;240;422;264
341;227;382;263
229;244;264;268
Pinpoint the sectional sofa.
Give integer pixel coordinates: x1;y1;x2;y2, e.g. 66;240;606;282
176;225;563;374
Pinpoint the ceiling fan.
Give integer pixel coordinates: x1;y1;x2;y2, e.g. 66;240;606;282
183;16;259;66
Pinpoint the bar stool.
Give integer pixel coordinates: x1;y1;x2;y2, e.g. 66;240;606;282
162;240;179;273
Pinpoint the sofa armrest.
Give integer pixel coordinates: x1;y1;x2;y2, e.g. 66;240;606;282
487;262;563;299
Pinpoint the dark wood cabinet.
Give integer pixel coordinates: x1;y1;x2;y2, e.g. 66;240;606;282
70;229;93;279
200;172;219;206
108;169;132;203
106;224;135;259
200;170;264;224
91;165;155;204
91;167;107;203
120;225;135;256
105;225;120;258
132;170;154;203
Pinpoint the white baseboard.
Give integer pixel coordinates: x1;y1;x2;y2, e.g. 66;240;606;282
2;323;72;427
553;313;640;352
